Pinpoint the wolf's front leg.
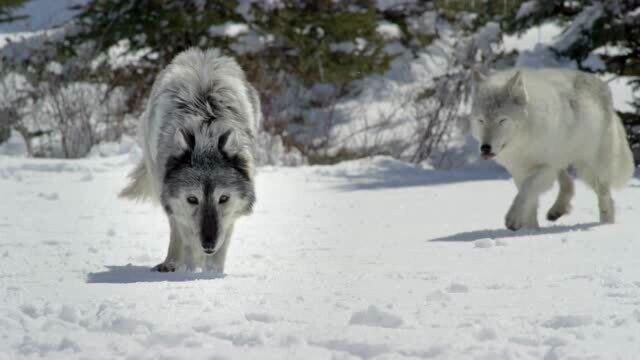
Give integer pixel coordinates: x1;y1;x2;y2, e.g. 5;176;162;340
152;220;182;272
505;167;555;231
596;184;615;223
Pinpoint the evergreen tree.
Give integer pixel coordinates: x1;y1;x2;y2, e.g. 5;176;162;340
507;0;639;76
63;0;404;112
0;0;28;143
63;0;241;110
436;0;526;29
250;1;392;87
0;0;27;24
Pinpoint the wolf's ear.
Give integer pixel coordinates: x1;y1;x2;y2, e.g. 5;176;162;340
218;129;252;179
174;127;195;152
218;129;239;157
505;70;528;105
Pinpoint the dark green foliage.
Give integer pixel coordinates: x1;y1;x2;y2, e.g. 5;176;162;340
58;0;414;113
57;0;431;155
66;0;240;61
620;111;640;166
63;0;401;87
63;0;241;110
506;0;640;80
0;0;27;23
48;0;434;161
503;0;586;32
436;0;526;29
251;1;390;86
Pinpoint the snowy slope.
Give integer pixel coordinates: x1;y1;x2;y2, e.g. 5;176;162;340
1;155;639;359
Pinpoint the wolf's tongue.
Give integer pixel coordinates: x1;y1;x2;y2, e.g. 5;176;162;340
481;153;496;160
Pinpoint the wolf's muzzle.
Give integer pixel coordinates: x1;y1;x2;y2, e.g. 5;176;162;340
480;144;495;159
200;203;219;254
203;246;215;255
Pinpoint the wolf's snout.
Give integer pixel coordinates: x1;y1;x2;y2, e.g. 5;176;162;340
480;144;495;159
202;241;216;254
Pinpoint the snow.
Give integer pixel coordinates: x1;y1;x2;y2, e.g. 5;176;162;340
606;75;638;113
349;305;404;328
208;22;249;38
515;1;538;20
552;3;603;53
542;315;594;329
375;0;416;11
503;23;564;53
0;131;28;157
376;22;402;41
88;135;139;158
1;154;639;358
0;29;45;48
45;61;63;75
91;39;152;70
504;21;639;113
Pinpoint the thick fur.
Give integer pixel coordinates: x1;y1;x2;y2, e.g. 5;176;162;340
471;68;634;230
120;48;260;272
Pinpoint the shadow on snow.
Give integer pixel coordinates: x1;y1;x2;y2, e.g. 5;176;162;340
86;265;225;284
429;222;601;243
326;158;510;191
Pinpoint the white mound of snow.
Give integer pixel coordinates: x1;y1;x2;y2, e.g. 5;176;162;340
349;305;404;328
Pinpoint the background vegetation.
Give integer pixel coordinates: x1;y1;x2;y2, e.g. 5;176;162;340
0;0;638;164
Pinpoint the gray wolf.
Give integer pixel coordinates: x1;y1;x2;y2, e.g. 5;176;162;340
120;48;261;272
471;68;634;230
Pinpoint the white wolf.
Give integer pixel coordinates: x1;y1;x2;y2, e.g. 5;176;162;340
120;48;261;272
471;68;634;230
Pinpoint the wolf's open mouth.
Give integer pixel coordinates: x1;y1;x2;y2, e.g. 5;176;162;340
204;249;215;255
481;153;496;160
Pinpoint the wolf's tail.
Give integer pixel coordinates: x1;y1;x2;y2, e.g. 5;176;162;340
608;113;635;189
119;160;155;201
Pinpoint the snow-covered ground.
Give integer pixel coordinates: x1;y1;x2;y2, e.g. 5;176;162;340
1;154;640;359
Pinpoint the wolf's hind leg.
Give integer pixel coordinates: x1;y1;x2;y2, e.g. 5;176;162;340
506;166;555;231
577;165;616;224
152;220;182;272
547;169;575;221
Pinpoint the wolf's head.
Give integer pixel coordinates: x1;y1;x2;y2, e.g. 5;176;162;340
470;70;528;159
161;126;255;255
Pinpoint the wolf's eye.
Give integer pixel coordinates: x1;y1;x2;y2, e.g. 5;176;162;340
186;196;199;205
478;118;485;124
499;118;507;125
219;195;230;204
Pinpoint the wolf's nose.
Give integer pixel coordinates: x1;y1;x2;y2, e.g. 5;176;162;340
202;241;215;253
480;144;492;154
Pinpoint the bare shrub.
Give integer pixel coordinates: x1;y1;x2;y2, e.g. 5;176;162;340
411;22;503;166
31;77;127;158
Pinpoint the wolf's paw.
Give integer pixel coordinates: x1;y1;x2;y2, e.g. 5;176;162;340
505;204;526;231
505;212;523;231
152;262;176;272
505;210;539;231
546;203;571;222
599;210;615;224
